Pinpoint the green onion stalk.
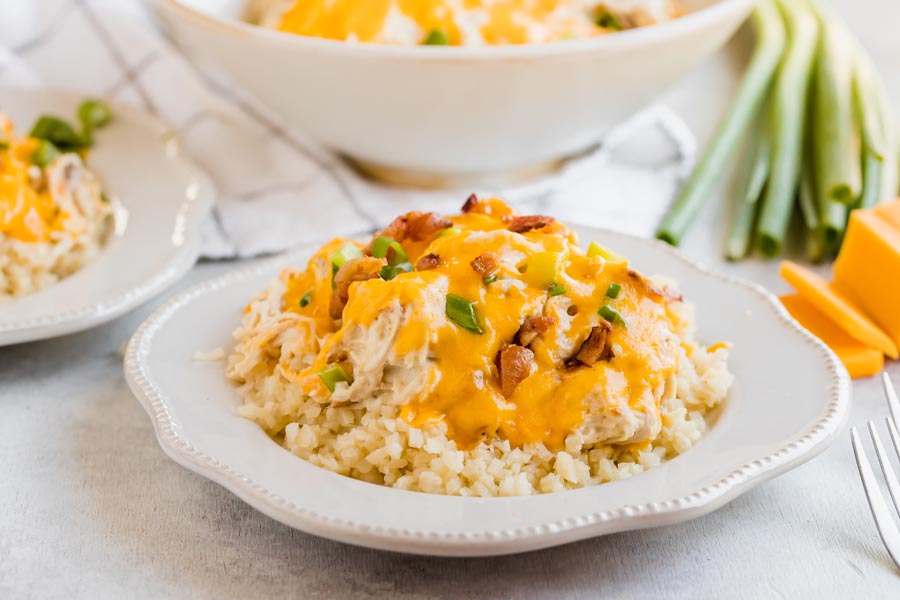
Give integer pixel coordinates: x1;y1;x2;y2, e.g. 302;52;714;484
655;0;786;246
756;0;819;258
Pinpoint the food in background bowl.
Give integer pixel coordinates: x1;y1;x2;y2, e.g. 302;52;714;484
227;197;732;496
249;0;681;46
0;102;113;300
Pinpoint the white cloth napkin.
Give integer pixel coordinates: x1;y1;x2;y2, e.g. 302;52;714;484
0;0;695;259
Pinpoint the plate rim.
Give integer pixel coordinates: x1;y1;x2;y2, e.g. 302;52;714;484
0;88;215;345
124;229;852;555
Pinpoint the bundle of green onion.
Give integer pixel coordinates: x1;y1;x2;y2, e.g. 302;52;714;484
656;0;898;262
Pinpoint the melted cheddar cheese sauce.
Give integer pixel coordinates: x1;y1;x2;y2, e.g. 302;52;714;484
279;199;679;450
257;0;679;46
0;116;69;243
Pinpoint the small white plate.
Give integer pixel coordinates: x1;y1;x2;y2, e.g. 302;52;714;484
125;228;851;556
0;88;213;346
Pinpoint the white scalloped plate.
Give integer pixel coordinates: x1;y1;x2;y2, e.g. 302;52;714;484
124;229;851;556
0;88;214;346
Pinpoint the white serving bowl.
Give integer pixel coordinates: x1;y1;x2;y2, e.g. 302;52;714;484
156;0;754;185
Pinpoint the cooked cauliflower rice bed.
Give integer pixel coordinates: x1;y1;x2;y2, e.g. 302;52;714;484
227;197;732;496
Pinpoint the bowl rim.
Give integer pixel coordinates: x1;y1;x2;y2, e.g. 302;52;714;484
160;0;756;61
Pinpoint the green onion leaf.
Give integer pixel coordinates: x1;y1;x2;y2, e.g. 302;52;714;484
423;29;449;46
331;243;363;270
380;262;412;281
586;242;627;264
548;284;567;296
598;304;625;325
437;227;461;238
446;294;484;334
31;140;61;167
605;282;622;299
318;364;351;393
482;274;498;285
370;236;408;265
30;116;86;151
299;292;312;308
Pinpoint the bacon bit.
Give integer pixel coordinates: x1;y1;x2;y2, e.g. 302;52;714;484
329;257;386;320
461;193;478;213
516;316;557;347
571;322;613;367
367;211;452;251
508;215;555;234
498;343;535;398
627;269;683;303
470;252;501;277
416;253;440;271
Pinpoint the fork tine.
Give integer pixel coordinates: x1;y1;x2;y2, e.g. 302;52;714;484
852;427;900;568
888;418;900;465
868;421;900;517
883;372;900;425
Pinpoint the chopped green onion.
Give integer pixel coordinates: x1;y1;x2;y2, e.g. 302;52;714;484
549;284;567;296
437;227;461;238
331;243;362;271
596;10;623;30
423;29;449;46
598;304;625;325
0;131;8;150
30;116;86;151
380;262;412;281
31;140;60;167
318;364;351;393
586;242;627;264
482;274;498;285
299;292;312;308
370;236;408;265
446;294;484;334
78;99;112;131
605;282;622;299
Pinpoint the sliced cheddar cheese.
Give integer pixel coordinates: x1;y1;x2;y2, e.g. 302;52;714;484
872;198;900;231
834;208;900;351
780;293;884;378
779;260;899;359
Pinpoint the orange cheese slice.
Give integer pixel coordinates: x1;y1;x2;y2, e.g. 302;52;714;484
780;294;883;378
833;207;900;351
779;260;898;359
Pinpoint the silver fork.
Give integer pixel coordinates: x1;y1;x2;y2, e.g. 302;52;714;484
851;372;900;568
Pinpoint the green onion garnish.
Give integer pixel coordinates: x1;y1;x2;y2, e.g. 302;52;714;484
423;29;449;46
30;116;86;151
380;262;412;281
586;242;627;265
482;274;498;285
318;364;351;393
31;140;61;167
331;243;363;288
437;227;461;238
299;292;312;308
596;10;623;31
370;236;408;265
78;99;112;132
605;282;622;299
549;284;567;296
446;294;484;334
598;304;625;325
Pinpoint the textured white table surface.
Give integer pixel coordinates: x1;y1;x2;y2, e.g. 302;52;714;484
3;2;900;598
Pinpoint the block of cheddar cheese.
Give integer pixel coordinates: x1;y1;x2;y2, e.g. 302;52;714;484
780;294;884;378
833;206;900;352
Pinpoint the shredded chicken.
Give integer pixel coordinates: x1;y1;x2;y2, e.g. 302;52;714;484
416;253;440;271
498;343;535;398
470;252;501;277
508;215;555;234
516;315;557;347
329;257;386;320
571;322;613;367
370;211;452;250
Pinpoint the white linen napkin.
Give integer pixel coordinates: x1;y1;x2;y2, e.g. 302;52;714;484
0;0;695;259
